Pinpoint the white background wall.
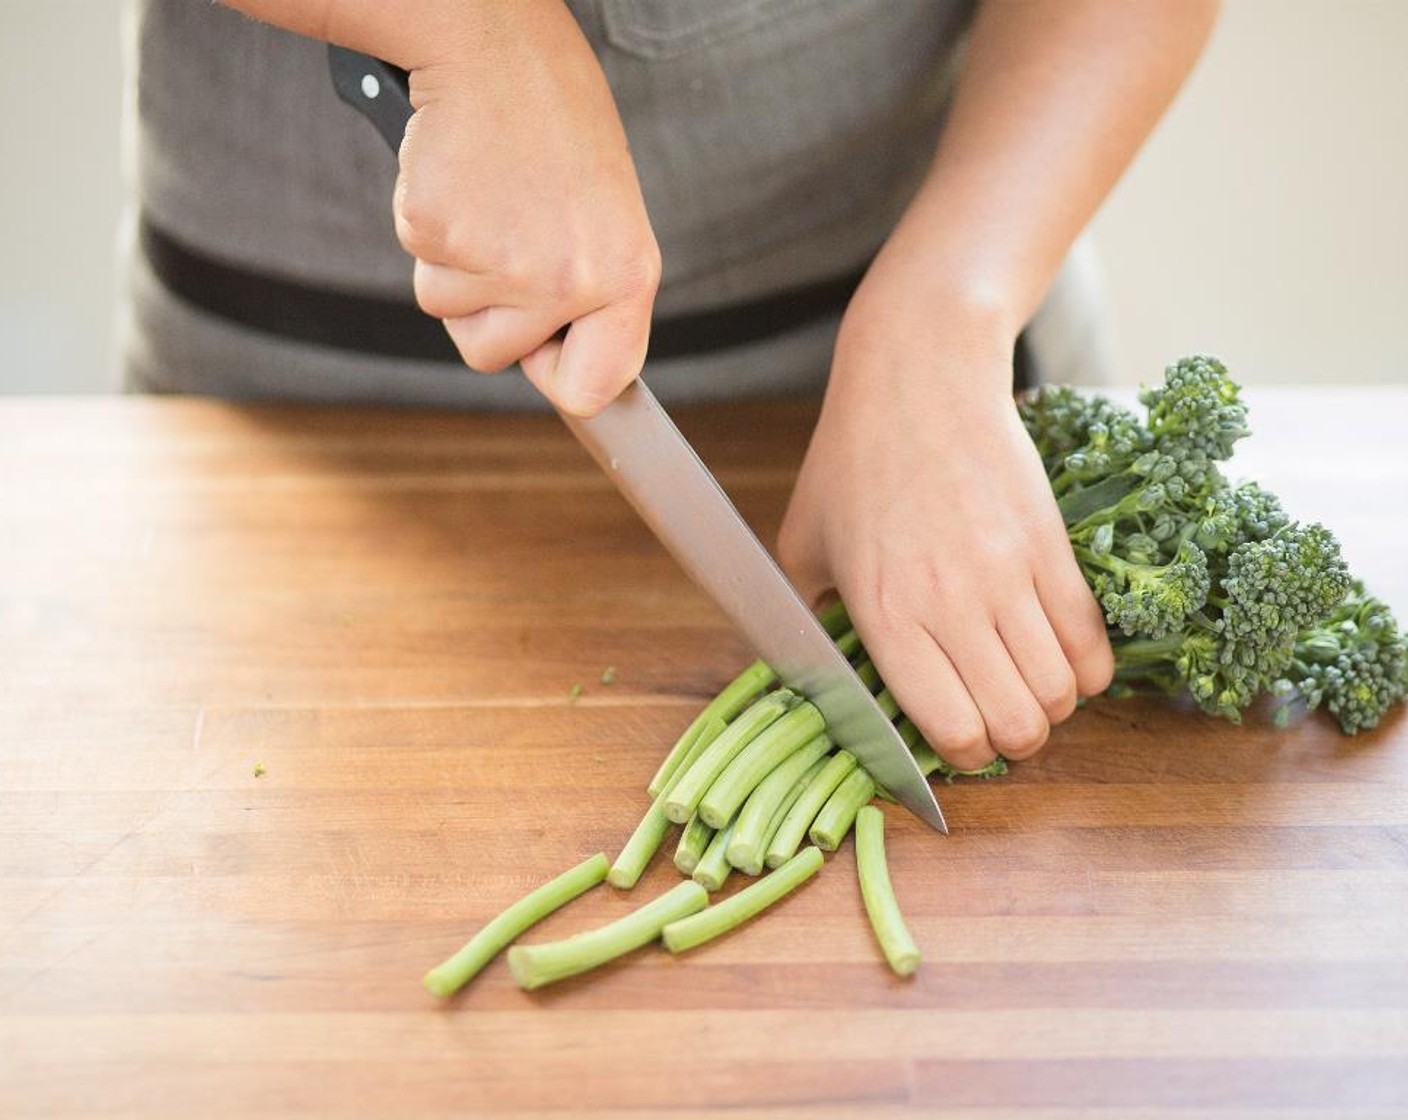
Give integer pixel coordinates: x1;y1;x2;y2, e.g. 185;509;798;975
1;0;1405;394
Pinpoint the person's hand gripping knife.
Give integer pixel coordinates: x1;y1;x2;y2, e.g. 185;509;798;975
778;1;1220;771
225;0;662;417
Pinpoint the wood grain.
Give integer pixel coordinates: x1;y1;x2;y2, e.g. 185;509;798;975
1;389;1407;1117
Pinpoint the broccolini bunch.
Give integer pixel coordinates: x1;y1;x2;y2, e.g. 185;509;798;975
1020;356;1407;733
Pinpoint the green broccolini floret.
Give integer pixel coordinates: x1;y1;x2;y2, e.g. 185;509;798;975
1140;354;1250;461
1019;356;1407;735
1277;583;1408;733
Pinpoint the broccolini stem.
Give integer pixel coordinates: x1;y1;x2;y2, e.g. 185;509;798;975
834;628;862;659
607;797;671;889
646;660;776;796
854;658;901;719
662;847;825;954
663;689;795;824
751;755;830;874
855;806;921;977
724;734;832;873
674;813;714;875
507;880;708;991
692;817;737;892
809;766;876;851
424;852;609;998
816;599;852;636
766;748;857;868
698;702;827;829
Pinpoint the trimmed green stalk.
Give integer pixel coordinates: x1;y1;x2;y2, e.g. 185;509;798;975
610;715;731;888
674;813;713;876
834;628;862;659
662;847;824;954
766;748;857;868
692;817;737;892
854;657;900;719
855;806;921;977
424;852;609;998
816;598;852;637
725;734;832;873
697;702;826;829
748;755;831;875
646;660;776;796
607;797;672;889
663;690;795;824
809;766;876;851
507;880;708;991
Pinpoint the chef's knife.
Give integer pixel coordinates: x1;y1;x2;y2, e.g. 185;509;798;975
328;47;946;832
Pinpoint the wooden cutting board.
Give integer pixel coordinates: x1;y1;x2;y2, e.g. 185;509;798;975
1;390;1406;1117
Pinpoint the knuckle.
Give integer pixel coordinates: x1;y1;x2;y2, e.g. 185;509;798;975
446;320;508;374
543;254;592;306
617;240;662;299
393;179;447;261
1034;669;1079;721
988;706;1049;759
926;717;990;769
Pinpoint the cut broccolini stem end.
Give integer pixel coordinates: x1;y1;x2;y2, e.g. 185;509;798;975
674;813;714;876
725;734;831;872
692;817;737;892
663;689;795;825
424;852;609;998
766;749;857;868
809;766;876;851
855;806;921;977
607;797;672;889
507;880;707;991
663;846;825;954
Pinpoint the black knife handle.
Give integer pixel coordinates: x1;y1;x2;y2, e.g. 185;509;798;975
328;46;413;153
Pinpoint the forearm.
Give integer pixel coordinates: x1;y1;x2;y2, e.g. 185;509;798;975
218;0;557;71
872;0;1219;375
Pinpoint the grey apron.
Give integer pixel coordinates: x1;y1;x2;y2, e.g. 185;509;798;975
121;0;977;408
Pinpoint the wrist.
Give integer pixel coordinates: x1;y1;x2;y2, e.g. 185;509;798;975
835;253;1022;406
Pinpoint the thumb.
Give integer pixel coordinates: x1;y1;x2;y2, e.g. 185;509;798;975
520;296;652;417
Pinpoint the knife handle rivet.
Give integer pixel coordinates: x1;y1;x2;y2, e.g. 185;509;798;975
360;73;381;100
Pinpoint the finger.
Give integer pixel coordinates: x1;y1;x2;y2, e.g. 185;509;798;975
524;294;653;417
1036;552;1115;697
997;593;1080;727
413;259;498;321
853;605;994;772
444;305;568;374
930;618;1050;760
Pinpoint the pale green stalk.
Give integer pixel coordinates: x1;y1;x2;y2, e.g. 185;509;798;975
663;690;795;824
673;813;713;875
697;702;826;829
833;628;862;659
725;735;831;873
853;657;899;719
809;766;876;851
754;756;831;870
691;817;737;892
507;880;707;991
765;749;857;868
424;853;609;998
662;847;824;954
646;660;775;796
855;806;921;976
610;716;727;888
607;798;671;889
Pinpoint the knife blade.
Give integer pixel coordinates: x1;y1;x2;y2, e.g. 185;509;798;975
328;46;946;831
